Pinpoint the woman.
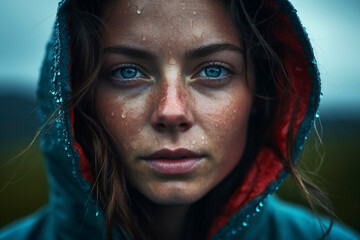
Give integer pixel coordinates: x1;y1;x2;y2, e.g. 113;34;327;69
0;0;359;239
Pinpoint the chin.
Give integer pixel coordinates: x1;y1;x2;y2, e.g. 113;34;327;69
141;181;209;205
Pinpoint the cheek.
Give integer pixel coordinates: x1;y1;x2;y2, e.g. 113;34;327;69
95;89;146;153
195;86;253;180
197;93;252;148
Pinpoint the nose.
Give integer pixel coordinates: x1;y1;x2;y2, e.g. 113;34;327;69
151;82;194;132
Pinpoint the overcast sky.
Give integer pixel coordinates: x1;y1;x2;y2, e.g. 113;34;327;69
0;0;359;112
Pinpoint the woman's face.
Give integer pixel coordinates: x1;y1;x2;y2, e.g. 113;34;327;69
96;0;254;204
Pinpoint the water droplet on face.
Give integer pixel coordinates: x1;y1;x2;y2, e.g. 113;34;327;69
111;112;115;117
201;135;205;140
193;11;197;15
136;8;142;14
142;35;146;41
233;109;237;113
192;140;197;145
121;112;127;119
168;58;176;65
182;7;186;10
205;141;208;145
170;25;174;29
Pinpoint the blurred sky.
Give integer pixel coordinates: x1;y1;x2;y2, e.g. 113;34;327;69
0;0;359;112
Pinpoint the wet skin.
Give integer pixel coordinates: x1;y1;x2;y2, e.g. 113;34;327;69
95;0;254;206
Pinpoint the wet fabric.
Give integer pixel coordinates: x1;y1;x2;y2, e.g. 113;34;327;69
0;0;359;239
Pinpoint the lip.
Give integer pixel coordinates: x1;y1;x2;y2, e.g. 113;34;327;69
141;148;204;175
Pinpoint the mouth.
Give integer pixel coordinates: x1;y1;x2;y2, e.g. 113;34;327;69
141;148;204;175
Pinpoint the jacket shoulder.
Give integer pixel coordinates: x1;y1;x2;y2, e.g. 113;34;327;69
223;196;360;240
264;196;359;240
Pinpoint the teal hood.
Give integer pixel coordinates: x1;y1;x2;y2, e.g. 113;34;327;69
4;0;351;239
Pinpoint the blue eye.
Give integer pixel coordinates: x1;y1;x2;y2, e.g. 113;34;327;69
199;66;228;78
112;66;144;79
106;65;150;88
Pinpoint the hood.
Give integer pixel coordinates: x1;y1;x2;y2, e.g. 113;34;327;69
37;0;320;239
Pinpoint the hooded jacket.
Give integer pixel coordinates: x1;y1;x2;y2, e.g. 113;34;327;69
0;0;359;239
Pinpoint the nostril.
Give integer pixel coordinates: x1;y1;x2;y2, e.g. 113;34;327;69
156;123;167;131
179;123;190;130
151;98;194;132
154;122;190;132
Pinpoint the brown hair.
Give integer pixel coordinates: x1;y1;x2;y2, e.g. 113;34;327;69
67;0;334;239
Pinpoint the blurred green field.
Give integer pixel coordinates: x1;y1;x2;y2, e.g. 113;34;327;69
0;143;48;228
0;93;359;233
277;119;360;231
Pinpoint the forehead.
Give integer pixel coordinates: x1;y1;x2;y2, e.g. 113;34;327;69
102;0;241;50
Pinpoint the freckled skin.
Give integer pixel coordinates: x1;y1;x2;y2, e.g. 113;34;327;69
95;0;254;205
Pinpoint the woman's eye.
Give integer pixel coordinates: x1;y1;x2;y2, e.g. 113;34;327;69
105;65;150;88
112;67;144;79
198;66;228;78
192;64;233;88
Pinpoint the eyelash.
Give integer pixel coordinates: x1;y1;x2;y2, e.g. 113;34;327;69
106;63;148;86
194;62;234;79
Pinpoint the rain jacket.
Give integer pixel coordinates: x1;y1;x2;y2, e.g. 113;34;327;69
0;0;359;239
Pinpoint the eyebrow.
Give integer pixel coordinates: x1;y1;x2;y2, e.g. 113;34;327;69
103;43;244;60
104;45;156;61
185;43;244;59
